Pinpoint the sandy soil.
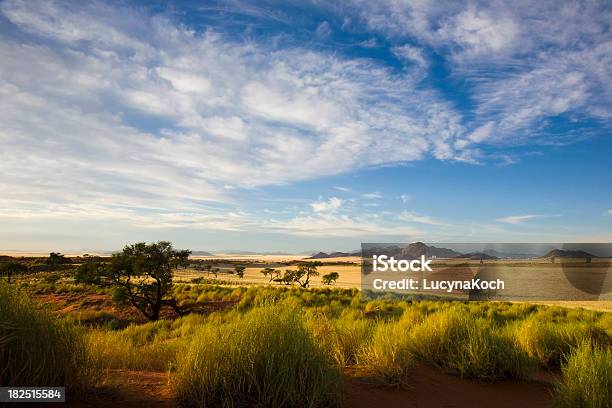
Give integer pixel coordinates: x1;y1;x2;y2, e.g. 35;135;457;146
347;365;554;408
65;370;173;408
62;366;554;408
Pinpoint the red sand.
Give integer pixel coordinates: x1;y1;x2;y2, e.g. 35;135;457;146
347;365;554;408
63;365;554;408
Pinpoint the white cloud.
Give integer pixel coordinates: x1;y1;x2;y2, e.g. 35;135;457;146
399;211;444;225
392;44;428;69
310;197;343;213
270;213;422;237
607;209;612;215
400;194;411;204
333;186;351;192
496;214;558;224
0;0;468;226
362;192;382;200
439;7;518;57
344;0;612;144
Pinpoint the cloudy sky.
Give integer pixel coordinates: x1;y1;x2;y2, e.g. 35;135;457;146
0;0;611;253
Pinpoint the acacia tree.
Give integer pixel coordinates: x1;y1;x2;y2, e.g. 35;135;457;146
234;266;246;279
0;262;27;283
294;262;320;288
47;252;68;269
77;241;190;321
261;267;280;282
322;272;339;285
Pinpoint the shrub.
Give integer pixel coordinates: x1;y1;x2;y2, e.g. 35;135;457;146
555;341;612;408
86;329;180;371
514;318;607;368
172;306;343;407
409;307;531;380
0;283;96;390
307;312;373;368
358;319;415;385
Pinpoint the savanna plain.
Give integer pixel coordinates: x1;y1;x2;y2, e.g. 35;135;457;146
1;243;611;408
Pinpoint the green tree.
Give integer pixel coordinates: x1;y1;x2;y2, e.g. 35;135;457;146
294;262;320;288
74;258;105;284
234;266;246;279
79;241;190;321
261;267;280;282
46;252;68;269
0;262;27;283
173;250;191;269
275;270;298;285
322;272;339;285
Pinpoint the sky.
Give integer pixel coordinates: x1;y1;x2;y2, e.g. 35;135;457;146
0;0;611;253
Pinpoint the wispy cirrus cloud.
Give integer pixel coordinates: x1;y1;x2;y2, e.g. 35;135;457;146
399;211;445;226
496;214;559;225
343;0;611;146
0;0;467;226
362;192;382;200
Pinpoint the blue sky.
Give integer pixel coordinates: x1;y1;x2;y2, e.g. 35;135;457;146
0;0;611;253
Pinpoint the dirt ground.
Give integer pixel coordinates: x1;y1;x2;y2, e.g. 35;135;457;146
62;365;554;408
346;365;554;408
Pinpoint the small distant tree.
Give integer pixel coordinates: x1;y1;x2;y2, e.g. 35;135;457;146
74;258;106;285
47;252;68;269
173;250;191;269
294;262;321;288
204;263;213;276
261;267;280;282
0;262;27;283
275;270;297;285
76;241;190;321
235;266;246;279
322;272;339;285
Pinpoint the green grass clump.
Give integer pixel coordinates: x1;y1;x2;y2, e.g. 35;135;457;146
409;306;531;380
358;319;415;385
172;306;344;408
514;317;607;368
307;311;373;368
87;329;181;371
555;341;612;408
0;283;96;389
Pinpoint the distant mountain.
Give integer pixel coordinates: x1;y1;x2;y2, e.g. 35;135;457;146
481;249;538;259
361;242;462;259
213;250;305;255
540;249;599;259
191;250;215;256
400;242;461;259
455;252;499;260
307;251;358;259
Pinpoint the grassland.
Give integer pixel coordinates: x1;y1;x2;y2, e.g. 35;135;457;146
1;255;611;407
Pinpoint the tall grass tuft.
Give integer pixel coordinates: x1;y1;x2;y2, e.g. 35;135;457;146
555;341;612;408
358;319;415;386
409;307;532;380
0;283;96;389
514;317;607;368
171;306;344;407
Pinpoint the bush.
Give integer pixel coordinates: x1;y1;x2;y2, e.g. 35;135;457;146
87;329;180;371
556;341;612;408
307;312;373;368
172;306;343;407
409;307;532;379
358;319;415;385
0;283;96;389
514;318;607;368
